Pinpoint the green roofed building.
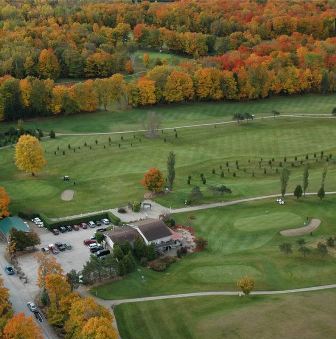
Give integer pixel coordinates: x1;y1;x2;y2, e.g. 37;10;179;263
0;216;30;241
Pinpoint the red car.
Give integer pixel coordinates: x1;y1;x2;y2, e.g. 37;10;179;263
83;239;97;246
80;223;88;229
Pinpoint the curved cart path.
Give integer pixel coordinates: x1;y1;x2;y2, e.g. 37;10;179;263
280;218;321;236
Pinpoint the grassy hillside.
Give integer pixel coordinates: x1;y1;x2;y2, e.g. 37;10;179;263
115;290;336;339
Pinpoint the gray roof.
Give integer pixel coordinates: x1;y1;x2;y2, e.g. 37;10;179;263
134;219;172;242
105;226;139;244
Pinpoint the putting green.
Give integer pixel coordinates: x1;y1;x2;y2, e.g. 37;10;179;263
189;265;262;283
234;212;304;232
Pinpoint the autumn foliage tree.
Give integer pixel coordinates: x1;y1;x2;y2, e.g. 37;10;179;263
3;313;43;339
141;168;165;193
15;135;46;176
0;277;13;336
0;187;10;218
38;49;60;80
237;276;255;295
64;297;112;338
35;252;63;288
80;316;118;339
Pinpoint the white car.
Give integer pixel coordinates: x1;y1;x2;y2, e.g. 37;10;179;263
101;218;110;225
89;243;98;249
27;302;37;312
88;221;96;228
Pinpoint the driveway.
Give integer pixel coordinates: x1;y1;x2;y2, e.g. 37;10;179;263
0;245;57;339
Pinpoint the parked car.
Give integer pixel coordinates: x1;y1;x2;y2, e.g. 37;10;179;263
4;265;15;275
34;311;43;322
96;249;110;258
89;243;99;249
65;244;72;250
80;222;88;229
73;224;80;231
48;244;60;254
27;302;37;312
66;225;73;232
96;227;107;233
101;218;110;225
83;239;97;246
90;245;104;253
59;226;67;233
55;242;66;251
52;228;59;235
32;217;44;228
95;220;102;226
88;221;96;228
41;247;50;253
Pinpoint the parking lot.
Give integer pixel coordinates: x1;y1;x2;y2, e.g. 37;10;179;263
19;223;104;286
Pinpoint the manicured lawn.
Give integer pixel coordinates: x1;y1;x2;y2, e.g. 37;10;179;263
92;197;336;299
115;290;336;339
1;93;335;134
1;117;335;217
0;118;336;216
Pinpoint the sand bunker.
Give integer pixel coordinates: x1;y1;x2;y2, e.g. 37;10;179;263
280;218;321;237
61;190;75;201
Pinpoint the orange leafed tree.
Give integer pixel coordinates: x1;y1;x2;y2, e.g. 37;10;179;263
15;135;46;176
3;313;43;339
0;277;13;335
65;297;112;338
0;187;10;218
38;48;60;79
141;168;165;193
80;316;118;339
35;252;63;288
137;77;156;106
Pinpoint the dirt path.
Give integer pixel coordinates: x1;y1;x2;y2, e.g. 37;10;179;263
280;218;321;236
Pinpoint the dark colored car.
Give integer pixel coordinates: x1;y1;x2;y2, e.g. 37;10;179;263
65;244;72;250
66;225;73;232
52;228;59;235
59;226;67;233
96;249;110;258
4;266;15;275
83;239;97;246
95;221;102;226
73;225;80;231
55;242;66;251
90;245;104;253
34;311;43;323
96;227;107;233
80;223;88;229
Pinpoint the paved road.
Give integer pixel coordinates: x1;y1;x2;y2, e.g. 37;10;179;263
108;284;336;306
49;191;336;223
56;114;335;136
0;246;58;339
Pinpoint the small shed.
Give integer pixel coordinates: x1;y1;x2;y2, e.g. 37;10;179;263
0;216;30;241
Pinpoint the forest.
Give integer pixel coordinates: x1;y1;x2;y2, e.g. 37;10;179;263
1;0;336;120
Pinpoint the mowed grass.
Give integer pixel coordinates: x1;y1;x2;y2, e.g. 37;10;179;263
1;117;336;217
1;93;335;134
115;290;336;339
92;197;336;299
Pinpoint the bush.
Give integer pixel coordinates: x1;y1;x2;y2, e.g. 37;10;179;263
118;207;127;214
149;256;176;272
132;201;141;212
49;130;56;139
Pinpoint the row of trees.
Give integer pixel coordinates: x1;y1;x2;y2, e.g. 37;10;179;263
3;54;336;121
35;253;118;338
279;239;330;257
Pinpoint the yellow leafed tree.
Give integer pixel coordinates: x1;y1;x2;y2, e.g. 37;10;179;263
80;316;118;339
0;186;10;218
15;135;46;176
0;277;13;335
35;252;63;288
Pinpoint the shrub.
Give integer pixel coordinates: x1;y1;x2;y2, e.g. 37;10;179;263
118;207;127;214
132;201;141;212
326;237;335;247
49;130;56;139
195;237;208;251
